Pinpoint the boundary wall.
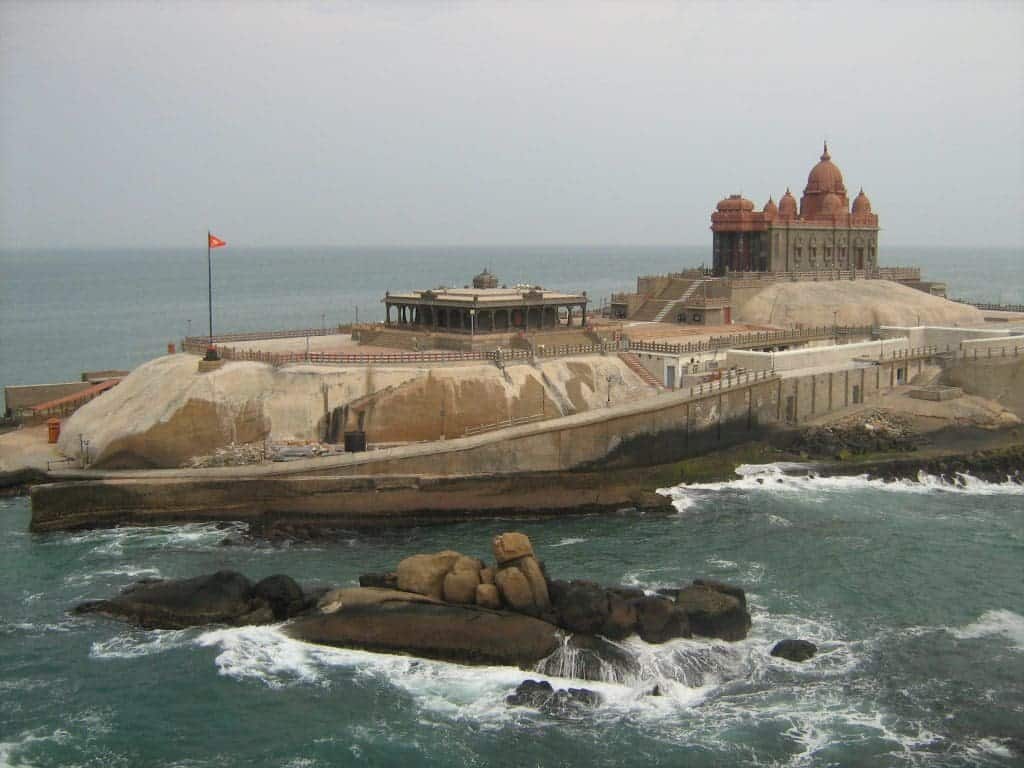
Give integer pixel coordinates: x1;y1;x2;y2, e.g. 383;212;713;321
726;338;909;372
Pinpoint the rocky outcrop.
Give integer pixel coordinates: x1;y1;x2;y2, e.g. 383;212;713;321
771;639;818;662
72;532;754;674
73;570;309;630
734;279;984;328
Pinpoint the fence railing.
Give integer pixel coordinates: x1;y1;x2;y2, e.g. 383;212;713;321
183;325;355;351
628;325;875;356
724;267;920;285
952;300;1024;314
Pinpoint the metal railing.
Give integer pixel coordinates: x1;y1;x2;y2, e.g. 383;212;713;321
628;325;874;356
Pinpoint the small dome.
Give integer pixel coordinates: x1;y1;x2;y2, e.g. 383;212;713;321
822;192;843;215
778;189;798;217
716;194;755;212
852;188;872;215
472;269;498;289
763;197;778;217
805;142;846;195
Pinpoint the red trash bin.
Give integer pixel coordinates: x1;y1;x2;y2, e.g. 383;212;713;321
47;418;61;444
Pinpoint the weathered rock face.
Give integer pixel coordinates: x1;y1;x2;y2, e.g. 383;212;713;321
396;551;463;600
770;639;818;662
535;634;642;683
252;574;305;621
676;583;752;641
495;566;536;614
443;570;480;604
549;580;610;635
286;602;560;666
317;587;440;615
493;532;534;564
58;353;653;468
633;596;691;644
734;279;984;328
73;570;288;630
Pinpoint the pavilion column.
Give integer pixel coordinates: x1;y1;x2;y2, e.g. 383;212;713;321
385;303;391;326
581;302;587;327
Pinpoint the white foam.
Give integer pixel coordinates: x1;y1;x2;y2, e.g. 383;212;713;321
664;462;1024;513
549;537;588;548
950;609;1024;651
90;628;195;659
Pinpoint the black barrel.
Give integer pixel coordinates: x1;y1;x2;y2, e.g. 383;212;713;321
343;431;367;453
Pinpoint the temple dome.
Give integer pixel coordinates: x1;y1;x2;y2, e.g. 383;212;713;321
778;189;798;217
805;142;846;195
763;197;778;218
852;188;872;215
716;194;755;212
822;192;843;215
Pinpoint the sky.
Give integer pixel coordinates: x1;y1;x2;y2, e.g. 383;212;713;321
1;1;1022;249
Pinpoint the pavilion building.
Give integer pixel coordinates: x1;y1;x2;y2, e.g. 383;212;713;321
383;283;589;335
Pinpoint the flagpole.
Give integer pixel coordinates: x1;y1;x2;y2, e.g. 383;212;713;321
207;230;213;350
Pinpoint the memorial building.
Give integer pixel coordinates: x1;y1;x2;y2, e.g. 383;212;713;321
711;143;880;275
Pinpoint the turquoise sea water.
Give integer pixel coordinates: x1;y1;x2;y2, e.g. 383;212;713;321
1;246;1023;766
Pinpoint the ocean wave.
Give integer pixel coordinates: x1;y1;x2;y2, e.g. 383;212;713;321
90;628;196;659
548;537;588;548
54;521;249;556
661;462;1024;513
949;609;1024;651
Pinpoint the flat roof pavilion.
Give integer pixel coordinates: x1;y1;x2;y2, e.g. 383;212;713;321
383;286;589;334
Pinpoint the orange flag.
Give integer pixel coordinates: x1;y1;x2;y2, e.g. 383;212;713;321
208;233;227;249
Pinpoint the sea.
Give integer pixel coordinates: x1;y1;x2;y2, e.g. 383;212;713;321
0;245;1022;767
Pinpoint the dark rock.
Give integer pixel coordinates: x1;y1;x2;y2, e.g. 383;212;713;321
536;633;641;682
691;579;747;610
606;586;645;601
601;593;638;640
358;572;398;589
506;679;601;715
252;574;304;620
505;679;553;707
675;584;751;641
632;596;691;643
548;579;609;634
285;602;560;666
770;638;818;662
73;570;265;630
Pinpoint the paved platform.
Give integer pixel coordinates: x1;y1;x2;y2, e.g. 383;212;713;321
0;425;66;473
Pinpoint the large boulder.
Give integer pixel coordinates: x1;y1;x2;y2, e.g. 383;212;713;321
675;583;751;641
396;551;463;600
692;579;747;610
475;583;502;609
492;532;534;564
494;566;536;614
771;639;818;662
252;574;305;621
73;570;267;630
548;580;609;634
317;587;440;614
633;596;691;643
601;593;638;640
443;570;480;605
515;556;551;612
286;602;560;666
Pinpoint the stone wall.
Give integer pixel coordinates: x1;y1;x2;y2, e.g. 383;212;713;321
726;338;909;372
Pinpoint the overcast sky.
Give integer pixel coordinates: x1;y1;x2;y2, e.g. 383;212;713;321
1;1;1021;249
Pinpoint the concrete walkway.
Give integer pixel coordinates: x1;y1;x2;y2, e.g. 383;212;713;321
0;425;67;472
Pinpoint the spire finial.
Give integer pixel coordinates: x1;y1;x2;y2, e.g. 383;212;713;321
821;140;830;161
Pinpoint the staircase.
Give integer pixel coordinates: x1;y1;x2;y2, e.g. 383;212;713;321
652;279;706;322
618;352;661;389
